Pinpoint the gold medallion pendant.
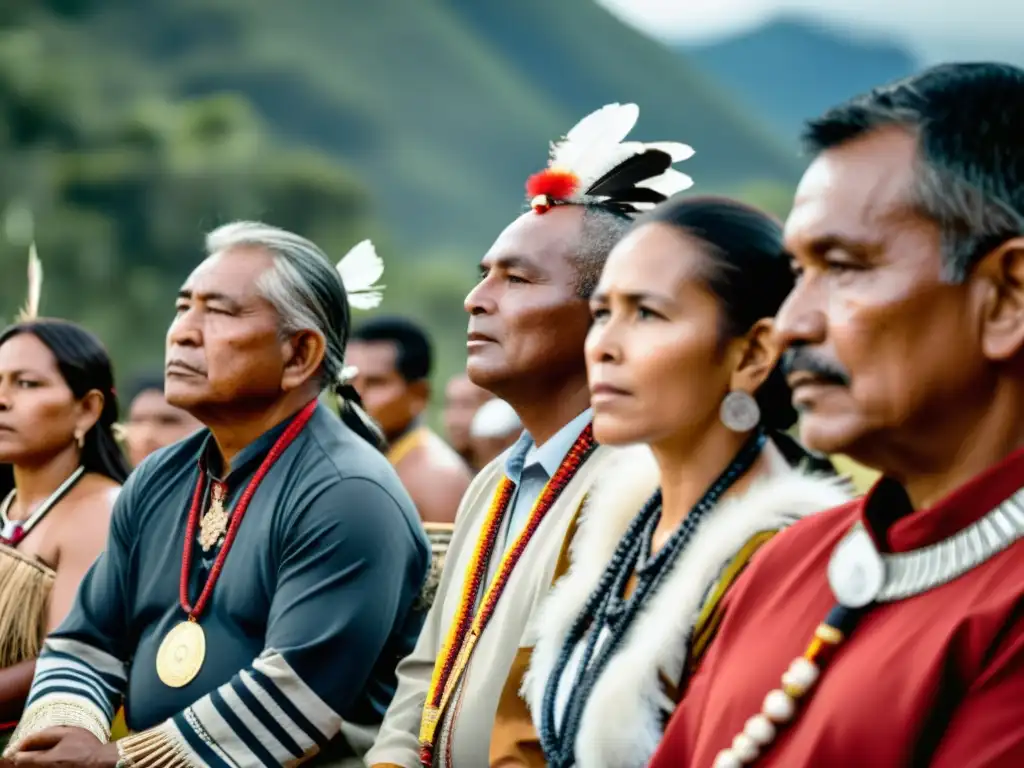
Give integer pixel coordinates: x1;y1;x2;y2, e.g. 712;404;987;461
156;621;206;688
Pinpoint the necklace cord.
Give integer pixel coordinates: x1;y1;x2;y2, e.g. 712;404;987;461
0;466;86;546
540;429;767;767
178;400;317;619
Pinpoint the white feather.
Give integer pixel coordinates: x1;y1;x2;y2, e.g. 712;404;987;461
550;103;640;181
18;243;43;321
637;168;695;198
336;239;385;311
537;102;696;207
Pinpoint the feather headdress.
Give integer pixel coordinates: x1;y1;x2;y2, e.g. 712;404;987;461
17;243;43;322
336;239;385;311
525;103;694;215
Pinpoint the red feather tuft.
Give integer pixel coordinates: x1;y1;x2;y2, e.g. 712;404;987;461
525;169;579;202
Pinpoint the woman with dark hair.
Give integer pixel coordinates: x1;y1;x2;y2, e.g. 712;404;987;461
522;197;851;768
0;318;128;746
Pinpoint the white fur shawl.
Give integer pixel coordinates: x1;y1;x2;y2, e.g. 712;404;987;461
522;444;850;768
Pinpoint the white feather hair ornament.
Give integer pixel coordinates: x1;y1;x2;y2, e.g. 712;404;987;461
526;103;694;215
17;243;43;322
336;239;385;310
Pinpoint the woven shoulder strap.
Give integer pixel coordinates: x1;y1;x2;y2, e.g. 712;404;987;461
687;529;778;675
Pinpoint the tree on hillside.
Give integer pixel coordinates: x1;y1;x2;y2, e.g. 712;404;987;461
0;19;372;375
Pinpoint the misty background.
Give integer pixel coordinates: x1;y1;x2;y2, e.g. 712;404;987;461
1;0;1012;416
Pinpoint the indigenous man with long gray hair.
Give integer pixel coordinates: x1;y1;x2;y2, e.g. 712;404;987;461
2;222;430;767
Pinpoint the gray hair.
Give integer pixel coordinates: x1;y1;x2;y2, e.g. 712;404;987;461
573;206;633;298
205;221;350;388
204;221;386;450
803;63;1024;282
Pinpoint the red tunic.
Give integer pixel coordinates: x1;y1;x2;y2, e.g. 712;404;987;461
651;448;1024;768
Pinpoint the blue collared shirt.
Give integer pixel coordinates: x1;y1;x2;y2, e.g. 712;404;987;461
501;408;593;550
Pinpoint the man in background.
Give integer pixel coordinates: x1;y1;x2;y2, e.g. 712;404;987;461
122;373;202;466
442;373;492;470
347;316;470;524
469;398;521;468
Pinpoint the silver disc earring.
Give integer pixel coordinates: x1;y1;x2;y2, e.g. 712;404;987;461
720;391;760;432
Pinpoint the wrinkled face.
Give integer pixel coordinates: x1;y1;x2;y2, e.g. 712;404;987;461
345;340;426;439
442;374;492;454
586;223;774;447
464;207;592;396
166;246;293;414
125;388;202;466
779;126;984;458
0;333;100;464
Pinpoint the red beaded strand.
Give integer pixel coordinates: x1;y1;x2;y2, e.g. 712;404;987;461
418;424;597;767
178;399;318;620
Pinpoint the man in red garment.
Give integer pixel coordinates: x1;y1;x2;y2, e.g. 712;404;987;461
651;62;1024;768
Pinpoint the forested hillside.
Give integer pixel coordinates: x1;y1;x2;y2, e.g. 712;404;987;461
1;0;797;384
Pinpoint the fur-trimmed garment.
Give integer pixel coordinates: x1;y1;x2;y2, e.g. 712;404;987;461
522;444;850;768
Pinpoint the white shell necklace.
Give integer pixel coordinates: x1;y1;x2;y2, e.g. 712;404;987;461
712;484;1024;768
0;466;86;546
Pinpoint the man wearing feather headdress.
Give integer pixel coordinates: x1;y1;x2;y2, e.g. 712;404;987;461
4;222;429;767
367;104;695;768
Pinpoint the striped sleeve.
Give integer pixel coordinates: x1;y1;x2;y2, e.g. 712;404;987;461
5;469;141;753
122;651;343;766
118;476;429;767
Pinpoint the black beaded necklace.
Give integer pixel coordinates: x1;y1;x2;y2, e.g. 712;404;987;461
539;429;767;768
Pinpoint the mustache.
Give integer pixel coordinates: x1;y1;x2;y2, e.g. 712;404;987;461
781;346;851;386
166;359;206;375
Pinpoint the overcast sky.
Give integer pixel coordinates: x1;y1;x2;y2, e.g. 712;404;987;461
599;0;1024;65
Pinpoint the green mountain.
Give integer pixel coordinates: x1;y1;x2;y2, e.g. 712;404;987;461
2;0;798;385
81;0;800;252
683;16;918;143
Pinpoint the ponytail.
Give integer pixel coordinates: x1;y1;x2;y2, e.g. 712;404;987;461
333;381;388;454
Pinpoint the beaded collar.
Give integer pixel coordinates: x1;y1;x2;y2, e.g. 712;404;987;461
711;482;1024;768
829;490;1024;607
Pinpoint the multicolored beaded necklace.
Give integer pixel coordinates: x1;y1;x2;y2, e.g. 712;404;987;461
539;429;767;768
711;484;1024;768
0;466;85;548
418;424;597;767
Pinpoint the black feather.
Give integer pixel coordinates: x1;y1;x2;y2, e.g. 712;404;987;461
610;187;666;204
585;149;673;198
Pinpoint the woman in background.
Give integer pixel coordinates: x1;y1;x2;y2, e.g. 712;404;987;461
523;197;849;768
0;319;129;747
121;372;201;466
